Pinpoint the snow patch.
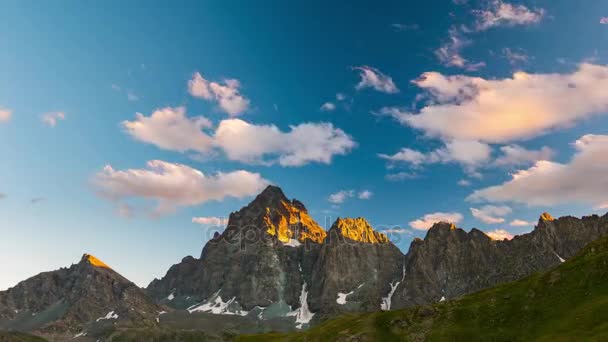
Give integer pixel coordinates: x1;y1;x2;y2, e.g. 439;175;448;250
166;292;175;301
96;311;118;322
380;282;400;311
187;290;248;316
73;332;87;338
336;291;353;305
554;252;565;263
284;239;302;247
287;282;314;329
439;296;446;302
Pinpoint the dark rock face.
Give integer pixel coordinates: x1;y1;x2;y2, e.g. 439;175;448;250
308;219;405;316
0;254;159;334
147;186;404;325
392;213;608;308
148;186;608;327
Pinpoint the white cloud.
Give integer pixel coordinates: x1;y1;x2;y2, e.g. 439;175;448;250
510;219;532;227
93;160;269;215
41;112;66;127
470;205;512;224
214;119;356;167
354;66;399;94
502;47;529;65
378;147;427;166
485;229;514;240
123;106;213;153
127;91;139;101
192;216;229;226
494;145;555;167
379;139;492;175
458;179;472;186
358;190;373;200
328;190;354;204
601;17;608;25
473;1;545;31
320;102;336;111
0;108;11;123
385;172;418;182
388;64;608;144
188;72;250;116
435;27;485;71
468;135;608;208
409;212;463;230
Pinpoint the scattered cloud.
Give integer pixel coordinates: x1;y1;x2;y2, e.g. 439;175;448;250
392;23;420;32
188;72;250;116
127;91;139;101
468;135;608;208
328;190;355;204
601;17;608;25
353;66;399;94
458;179;472;186
379;139;492;176
93;160;269;215
123;106;213;154
215;119;356;167
386;64;608;144
358;190;373;200
470;205;512;224
385;172;418;182
192;216;229;226
485;229;514;240
320;102;336;112
123;108;355;167
502;47;529;65
494;145;555;167
41;112;66;127
320;93;350;112
473;1;545;31
409;212;463;230
510;219;532;227
435;27;485;71
0;108;11;123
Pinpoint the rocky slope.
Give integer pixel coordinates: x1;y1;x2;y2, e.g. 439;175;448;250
0;254;160;337
149;186;608;331
147;186;404;328
239;233;608;341
392;212;608;308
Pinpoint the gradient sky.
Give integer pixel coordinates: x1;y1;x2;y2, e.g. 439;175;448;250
1;0;608;290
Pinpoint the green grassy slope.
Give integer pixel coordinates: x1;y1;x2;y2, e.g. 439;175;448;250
0;331;47;342
238;235;608;341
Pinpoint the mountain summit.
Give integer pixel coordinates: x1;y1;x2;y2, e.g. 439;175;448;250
0;253;159;338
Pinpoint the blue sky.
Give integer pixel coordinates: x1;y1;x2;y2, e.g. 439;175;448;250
1;0;608;289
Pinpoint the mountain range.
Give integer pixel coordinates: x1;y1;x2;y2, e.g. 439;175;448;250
1;185;607;340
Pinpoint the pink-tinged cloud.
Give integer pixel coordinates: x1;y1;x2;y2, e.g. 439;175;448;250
468;135;608;208
409;212;463;230
384;64;608;144
93;160;269;215
188;72;250;116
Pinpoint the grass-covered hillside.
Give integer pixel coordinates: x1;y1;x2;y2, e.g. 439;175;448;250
238;235;608;341
0;331;47;342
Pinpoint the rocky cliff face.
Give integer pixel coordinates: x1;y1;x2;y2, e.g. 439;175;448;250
148;186;608;330
308;218;405;316
0;254;159;335
392;212;608;308
147;186;404;328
